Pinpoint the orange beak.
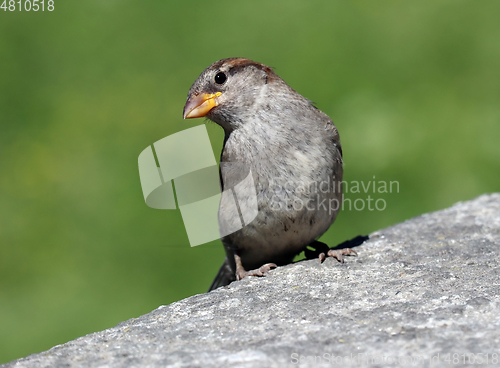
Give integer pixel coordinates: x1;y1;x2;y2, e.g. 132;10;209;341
183;92;222;119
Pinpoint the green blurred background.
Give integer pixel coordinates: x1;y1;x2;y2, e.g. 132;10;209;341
1;0;499;363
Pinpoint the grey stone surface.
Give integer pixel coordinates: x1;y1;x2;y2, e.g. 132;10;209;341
4;194;500;368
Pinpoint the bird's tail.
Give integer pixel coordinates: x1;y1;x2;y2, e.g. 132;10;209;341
208;258;236;291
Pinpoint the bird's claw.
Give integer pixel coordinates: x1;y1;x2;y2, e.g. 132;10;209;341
305;241;357;263
236;263;277;280
322;248;358;263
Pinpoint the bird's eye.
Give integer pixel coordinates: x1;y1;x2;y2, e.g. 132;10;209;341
214;72;227;85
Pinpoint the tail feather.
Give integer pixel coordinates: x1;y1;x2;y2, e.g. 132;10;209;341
208;258;236;291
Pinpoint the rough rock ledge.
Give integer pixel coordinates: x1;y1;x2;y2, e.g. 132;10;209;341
4;194;500;368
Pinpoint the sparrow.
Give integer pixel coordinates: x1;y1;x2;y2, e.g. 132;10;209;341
183;58;356;291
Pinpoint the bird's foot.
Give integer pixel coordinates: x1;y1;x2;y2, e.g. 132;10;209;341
235;263;277;281
319;248;357;263
305;240;358;263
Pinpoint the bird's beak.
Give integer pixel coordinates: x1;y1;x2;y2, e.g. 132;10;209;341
183;92;222;119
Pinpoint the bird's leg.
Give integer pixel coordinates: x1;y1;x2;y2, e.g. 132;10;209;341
305;240;357;263
234;253;277;281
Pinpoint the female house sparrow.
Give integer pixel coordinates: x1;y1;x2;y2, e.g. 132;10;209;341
183;58;356;290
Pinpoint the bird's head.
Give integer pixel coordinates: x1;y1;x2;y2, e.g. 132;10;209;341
183;58;280;131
